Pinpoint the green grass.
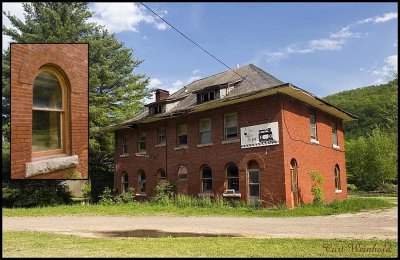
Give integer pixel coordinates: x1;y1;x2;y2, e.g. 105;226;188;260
2;231;397;258
2;197;395;218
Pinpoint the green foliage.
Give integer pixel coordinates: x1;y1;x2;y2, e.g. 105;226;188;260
2;3;151;204
82;181;92;204
309;170;325;205
152;181;175;205
323;79;398;139
65;171;83;179
2;181;72;208
99;187;136;205
345;127;398;191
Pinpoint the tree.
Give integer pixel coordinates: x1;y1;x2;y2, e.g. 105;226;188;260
2;3;150;203
345;127;398;191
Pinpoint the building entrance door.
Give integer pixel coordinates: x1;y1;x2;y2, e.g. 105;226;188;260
290;159;300;207
248;169;260;204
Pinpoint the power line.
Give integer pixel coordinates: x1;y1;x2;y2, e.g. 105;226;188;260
139;2;250;82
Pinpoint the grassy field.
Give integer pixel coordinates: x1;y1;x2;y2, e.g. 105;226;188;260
2;231;397;258
2;197;395;217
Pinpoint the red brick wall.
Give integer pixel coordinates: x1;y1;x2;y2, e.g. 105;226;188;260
10;44;88;179
114;94;348;207
281;95;348;207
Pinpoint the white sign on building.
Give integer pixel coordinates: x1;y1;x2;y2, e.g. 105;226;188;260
240;122;279;149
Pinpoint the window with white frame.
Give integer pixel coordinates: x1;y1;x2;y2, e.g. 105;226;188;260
334;165;341;191
138;131;146;153
310;114;317;140
201;165;212;192
199;118;212;144
121;171;129;193
176;124;187;146
122;135;128;155
158;127;166;145
138;170;146;193
158;168;166;180
226;163;239;192
224;113;238;140
332;123;338;146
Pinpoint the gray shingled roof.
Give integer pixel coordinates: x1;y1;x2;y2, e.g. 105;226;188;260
122;64;284;125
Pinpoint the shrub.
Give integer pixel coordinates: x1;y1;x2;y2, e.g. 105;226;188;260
2;181;73;208
309;170;325;205
82;181;91;204
152;181;175;205
347;184;358;191
116;188;136;204
98;187;114;205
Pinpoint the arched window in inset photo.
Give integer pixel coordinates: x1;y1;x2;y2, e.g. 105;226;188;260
32;67;68;157
138;170;146;193
121;171;129;193
178;165;188;180
201;165;212;192
334;165;341;191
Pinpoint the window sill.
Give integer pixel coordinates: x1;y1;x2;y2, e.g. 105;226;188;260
174;145;188;150
310;139;319;145
25;155;78;178
222;193;241;198
155;143;166;148
198;192;214;197
221;138;240;144
135;193;147;197
197;142;213;148
332;144;340;150
135;152;148;157
335;190;342;194
120;154;129;157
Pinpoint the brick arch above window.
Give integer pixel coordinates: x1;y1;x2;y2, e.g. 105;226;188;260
238;153;266;172
18;44;81;88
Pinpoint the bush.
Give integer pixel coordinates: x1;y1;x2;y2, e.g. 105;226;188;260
98;187;114;205
347;184;358;191
375;183;398;194
99;187;136;205
309;170;324;205
152;181;175;205
82;181;91;204
2;181;73;208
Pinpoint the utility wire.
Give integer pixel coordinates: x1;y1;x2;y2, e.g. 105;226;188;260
140;2;251;83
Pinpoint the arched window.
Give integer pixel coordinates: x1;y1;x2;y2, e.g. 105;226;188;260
32;67;68;157
178;165;188;180
226;163;239;192
121;171;129;193
158;169;166;180
138;170;146;193
201;165;212;192
334;165;341;191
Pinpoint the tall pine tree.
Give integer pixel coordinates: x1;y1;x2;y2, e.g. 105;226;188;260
2;3;150;204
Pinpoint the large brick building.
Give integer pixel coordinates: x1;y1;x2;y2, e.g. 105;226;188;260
110;64;357;207
10;44;88;179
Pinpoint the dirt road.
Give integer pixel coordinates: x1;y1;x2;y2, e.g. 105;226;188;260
3;207;397;239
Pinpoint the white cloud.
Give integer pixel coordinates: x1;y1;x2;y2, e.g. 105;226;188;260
368;54;397;81
172;80;183;87
250;11;395;64
2;2;25;50
357;12;398;24
192;69;200;74
89;3;168;33
329;26;365;39
142;35;148;40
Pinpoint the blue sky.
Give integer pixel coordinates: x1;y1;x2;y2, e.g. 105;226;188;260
2;2;398;100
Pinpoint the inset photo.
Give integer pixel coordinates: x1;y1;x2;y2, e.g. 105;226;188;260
10;43;88;179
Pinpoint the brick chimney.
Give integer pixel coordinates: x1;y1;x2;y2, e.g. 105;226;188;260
155;89;170;102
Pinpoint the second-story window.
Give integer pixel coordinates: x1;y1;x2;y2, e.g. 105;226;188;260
310;114;317;141
138;131;146;153
199;118;212;144
122;135;128;155
332;123;338;146
158;127;166;145
224;113;238;140
176;124;187;146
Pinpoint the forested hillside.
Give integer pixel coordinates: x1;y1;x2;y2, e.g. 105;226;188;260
323;79;398;140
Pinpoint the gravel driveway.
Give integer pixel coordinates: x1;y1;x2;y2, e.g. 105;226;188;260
3;207;397;240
